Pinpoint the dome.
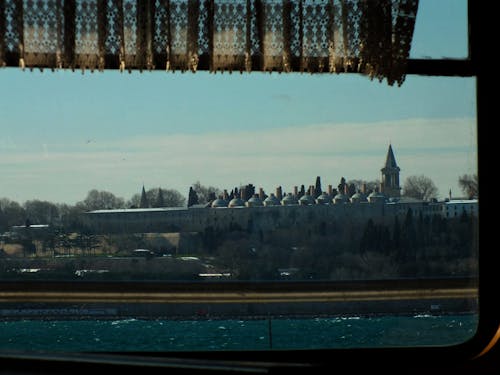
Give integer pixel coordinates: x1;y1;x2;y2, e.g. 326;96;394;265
367;191;385;203
211;198;228;208
228;197;245;207
281;193;298;205
263;194;280;206
332;193;348;204
299;194;315;205
246;195;263;207
350;191;367;203
315;192;331;205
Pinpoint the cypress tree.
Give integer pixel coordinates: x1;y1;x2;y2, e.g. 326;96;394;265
401;208;417;261
187;186;199;207
139;185;149;208
314;176;322;198
156;188;165;207
360;218;376;254
392;216;401;254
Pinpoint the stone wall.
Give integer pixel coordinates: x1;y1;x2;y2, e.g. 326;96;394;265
82;202;441;235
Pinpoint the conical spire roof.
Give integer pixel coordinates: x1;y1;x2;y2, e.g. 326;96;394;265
139;185;149;208
383;144;400;170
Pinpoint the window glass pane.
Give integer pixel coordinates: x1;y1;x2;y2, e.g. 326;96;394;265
0;69;479;351
410;0;469;59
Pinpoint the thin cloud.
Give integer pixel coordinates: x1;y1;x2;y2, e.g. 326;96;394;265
1;117;477;203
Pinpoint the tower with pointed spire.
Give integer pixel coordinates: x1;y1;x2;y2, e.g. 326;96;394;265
380;144;401;198
139;185;149;208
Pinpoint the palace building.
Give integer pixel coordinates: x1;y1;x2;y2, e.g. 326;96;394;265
81;145;477;235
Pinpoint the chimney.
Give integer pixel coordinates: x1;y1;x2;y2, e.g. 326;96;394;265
293;186;298;197
223;189;229;200
259;187;265;199
327;184;333;196
276;186;283;200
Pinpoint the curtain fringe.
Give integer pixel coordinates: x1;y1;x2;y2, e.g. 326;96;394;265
0;0;418;85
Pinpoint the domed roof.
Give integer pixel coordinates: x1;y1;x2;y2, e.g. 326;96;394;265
367;190;385;203
332;193;348;203
211;198;228;208
246;195;263;207
299;194;315;205
350;191;367;203
281;193;298;205
315;192;331;204
263;194;280;206
228;197;245;207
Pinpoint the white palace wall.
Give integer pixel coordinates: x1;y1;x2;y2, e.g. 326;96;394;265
82;200;447;235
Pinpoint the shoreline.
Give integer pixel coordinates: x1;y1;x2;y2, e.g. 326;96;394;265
0;296;477;321
0;310;478;322
1;277;478;320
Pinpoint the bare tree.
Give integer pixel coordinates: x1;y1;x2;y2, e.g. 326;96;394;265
57;202;87;231
458;174;478;199
79;190;125;211
191;181;221;205
23;200;60;225
0;198;26;229
128;193;142;208
402;175;438;201
157;188;185;207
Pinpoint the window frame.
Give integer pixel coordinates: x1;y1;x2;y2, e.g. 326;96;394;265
0;1;497;373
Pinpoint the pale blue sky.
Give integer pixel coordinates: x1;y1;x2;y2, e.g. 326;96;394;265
0;0;475;204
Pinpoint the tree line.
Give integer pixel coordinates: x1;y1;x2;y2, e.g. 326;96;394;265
1;174;478;280
0;173;477;233
0;186;188;232
207;207;478;281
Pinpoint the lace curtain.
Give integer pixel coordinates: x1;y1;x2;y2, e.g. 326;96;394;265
0;0;418;85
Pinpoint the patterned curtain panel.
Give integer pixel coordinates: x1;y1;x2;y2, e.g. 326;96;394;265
0;0;418;85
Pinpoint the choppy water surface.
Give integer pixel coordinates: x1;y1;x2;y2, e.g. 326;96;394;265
0;314;478;352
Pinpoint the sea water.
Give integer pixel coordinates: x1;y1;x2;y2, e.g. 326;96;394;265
0;314;478;352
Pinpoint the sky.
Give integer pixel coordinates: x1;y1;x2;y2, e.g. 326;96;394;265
0;0;476;205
